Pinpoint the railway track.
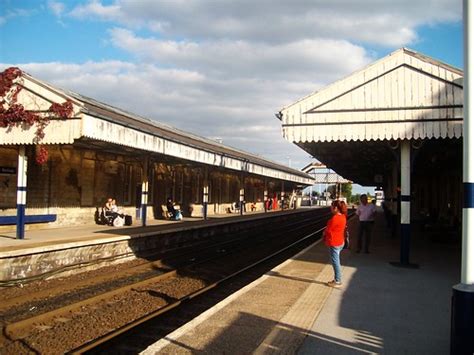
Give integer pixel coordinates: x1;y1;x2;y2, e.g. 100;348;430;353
0;209;344;354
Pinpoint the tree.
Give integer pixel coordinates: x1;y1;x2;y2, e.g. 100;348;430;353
327;183;352;199
341;183;352;198
349;193;361;204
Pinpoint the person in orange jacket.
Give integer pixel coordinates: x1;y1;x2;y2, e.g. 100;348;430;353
324;200;347;287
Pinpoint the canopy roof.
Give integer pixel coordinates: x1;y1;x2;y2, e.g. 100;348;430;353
277;48;463;186
0;70;313;185
279;48;463;143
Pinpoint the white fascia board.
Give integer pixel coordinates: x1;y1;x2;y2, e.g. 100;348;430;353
82;115;313;185
0;118;82;145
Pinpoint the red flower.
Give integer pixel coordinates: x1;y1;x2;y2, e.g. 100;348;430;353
1;67;75;165
49;100;73;118
35;146;49;165
0;67;22;98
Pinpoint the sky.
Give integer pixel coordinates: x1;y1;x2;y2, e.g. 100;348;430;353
0;0;463;193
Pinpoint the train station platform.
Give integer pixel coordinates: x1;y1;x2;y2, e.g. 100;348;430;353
0;208;319;283
141;212;461;354
0;211;259;251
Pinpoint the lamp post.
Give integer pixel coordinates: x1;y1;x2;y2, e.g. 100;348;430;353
451;1;474;353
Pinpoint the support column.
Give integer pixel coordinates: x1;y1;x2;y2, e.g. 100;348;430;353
239;173;244;215
264;178;268;213
281;181;284;210
391;140;417;268
141;157;149;227
391;161;399;238
203;167;209;220
16;146;27;240
400;140;411;264
288;189;294;210
451;2;474;352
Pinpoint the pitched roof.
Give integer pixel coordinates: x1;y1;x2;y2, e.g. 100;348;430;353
279;48;463;142
1;70;313;184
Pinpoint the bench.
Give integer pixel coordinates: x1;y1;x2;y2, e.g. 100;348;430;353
226;202;241;214
161;205;180;219
0;214;57;225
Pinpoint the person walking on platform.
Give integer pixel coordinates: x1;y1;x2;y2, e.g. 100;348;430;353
324;200;347;288
356;194;376;253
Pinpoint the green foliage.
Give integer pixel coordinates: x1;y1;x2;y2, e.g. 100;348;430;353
326;183;352;199
349;193;361;204
341;183;352;197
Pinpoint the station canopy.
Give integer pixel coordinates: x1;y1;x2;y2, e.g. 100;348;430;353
277;48;463;186
0;70;313;186
301;162;351;184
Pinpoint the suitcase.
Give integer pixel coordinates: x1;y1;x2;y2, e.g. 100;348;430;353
124;215;133;226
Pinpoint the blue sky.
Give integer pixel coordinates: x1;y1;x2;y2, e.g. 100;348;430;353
372;22;463;69
414;22;463;68
1;0;130;63
0;1;463;193
1;2;463;67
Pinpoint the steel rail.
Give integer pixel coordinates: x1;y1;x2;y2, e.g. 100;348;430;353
70;221;331;354
3;214;329;342
1;212;325;311
4;269;177;340
2;209;345;353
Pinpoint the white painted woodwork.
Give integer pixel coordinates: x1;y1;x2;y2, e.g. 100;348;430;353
280;48;463;143
0;72;313;185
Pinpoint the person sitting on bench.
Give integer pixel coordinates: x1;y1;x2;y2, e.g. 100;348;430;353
101;198;115;225
104;198;113;218
166;197;182;220
104;198;124;220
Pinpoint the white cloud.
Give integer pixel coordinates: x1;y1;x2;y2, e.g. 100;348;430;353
48;1;65;17
69;0;121;20
6;60;324;167
68;0;461;46
107;27;371;82
0;7;35;26
3;0;463;171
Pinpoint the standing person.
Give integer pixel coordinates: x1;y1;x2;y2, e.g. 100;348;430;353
272;193;278;210
324;200;347;288
266;197;272;211
356;194;376;253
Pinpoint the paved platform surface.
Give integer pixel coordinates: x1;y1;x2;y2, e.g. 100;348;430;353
0;209;299;253
140;213;460;354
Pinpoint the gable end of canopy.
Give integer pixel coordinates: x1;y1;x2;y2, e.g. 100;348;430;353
279;48;463;143
0;73;84;145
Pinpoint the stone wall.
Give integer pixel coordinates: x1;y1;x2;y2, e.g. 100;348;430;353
0;209;317;282
0;146;298;231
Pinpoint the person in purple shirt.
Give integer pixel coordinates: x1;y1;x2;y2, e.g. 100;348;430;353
356;194;376;253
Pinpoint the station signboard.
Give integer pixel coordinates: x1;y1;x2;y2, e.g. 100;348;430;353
0;166;16;175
